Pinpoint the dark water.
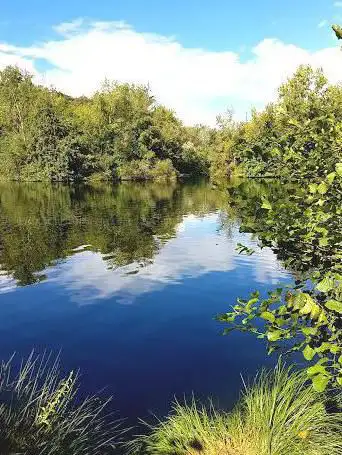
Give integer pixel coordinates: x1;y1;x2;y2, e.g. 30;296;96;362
0;180;291;423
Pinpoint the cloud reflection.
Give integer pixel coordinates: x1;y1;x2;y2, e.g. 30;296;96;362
45;214;289;304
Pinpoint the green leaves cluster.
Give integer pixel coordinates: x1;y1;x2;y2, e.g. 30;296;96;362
219;283;342;391
209;65;342;181
214;62;342;391
218;165;342;390
3;64;341;185
332;24;342;40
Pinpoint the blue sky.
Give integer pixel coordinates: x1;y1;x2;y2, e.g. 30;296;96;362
1;0;339;50
1;1;342;124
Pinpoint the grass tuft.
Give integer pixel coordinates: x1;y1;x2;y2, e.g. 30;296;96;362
130;363;342;455
0;351;123;454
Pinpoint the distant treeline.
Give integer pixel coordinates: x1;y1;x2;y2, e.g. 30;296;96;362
0;64;341;182
0;66;210;182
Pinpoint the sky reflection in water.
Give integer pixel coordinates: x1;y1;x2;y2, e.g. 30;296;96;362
0;182;291;422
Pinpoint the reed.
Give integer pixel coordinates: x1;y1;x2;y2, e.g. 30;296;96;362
0;352;122;454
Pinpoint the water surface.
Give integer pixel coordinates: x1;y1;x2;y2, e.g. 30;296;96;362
0;180;291;422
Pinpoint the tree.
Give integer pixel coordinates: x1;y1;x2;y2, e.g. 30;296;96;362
0;66;209;182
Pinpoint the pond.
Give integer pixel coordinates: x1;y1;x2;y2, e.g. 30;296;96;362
0;180;292;424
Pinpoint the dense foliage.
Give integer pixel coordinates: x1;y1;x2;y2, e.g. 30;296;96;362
3;64;340;184
0;67;208;182
208;66;342;179
216;65;342;390
219;171;342;390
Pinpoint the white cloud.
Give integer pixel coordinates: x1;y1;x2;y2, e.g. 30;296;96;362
318;20;328;28
0;273;16;294
0;48;36;74
0;19;342;125
53;18;86;37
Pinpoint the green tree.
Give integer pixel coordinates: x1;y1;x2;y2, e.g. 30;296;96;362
0;66;210;182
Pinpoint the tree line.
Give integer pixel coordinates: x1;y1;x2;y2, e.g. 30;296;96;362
0;67;209;182
1;62;342;183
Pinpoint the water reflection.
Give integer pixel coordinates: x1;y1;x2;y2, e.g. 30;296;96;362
0;179;292;421
0;181;289;298
0;181;224;288
45;214;287;305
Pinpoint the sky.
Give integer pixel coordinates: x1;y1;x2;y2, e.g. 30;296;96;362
1;1;342;125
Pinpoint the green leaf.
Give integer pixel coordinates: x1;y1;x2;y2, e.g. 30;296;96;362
219;313;236;322
267;329;282;342
298;293;320;318
261;199;272;210
294;292;308;309
316;277;334;293
332;24;342;40
303;345;316;361
318;237;328;247
330;345;340;355
318;310;328;323
327;172;336;184
325;299;342;314
316;342;335;353
311;373;330;392
302;327;317;336
335;162;342;176
307;364;327;377
316;356;329;365
236;242;256;256
308;183;317;194
260;311;275;323
246;297;259;307
317;182;328;195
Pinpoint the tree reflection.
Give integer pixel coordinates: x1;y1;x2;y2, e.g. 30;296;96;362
0;181;228;286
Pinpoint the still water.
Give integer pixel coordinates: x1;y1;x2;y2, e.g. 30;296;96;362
0;180;291;423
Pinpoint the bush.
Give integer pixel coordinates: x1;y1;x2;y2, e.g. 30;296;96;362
131;363;342;455
149;159;177;182
117;159;177;181
0;353;122;455
117;160;151;181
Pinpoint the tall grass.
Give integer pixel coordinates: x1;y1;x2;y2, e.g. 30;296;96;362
130;363;342;455
0;352;122;454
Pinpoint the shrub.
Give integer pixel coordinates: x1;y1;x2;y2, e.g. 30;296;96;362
130;363;342;455
149;159;177;182
117;160;151;181
117;159;177;181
